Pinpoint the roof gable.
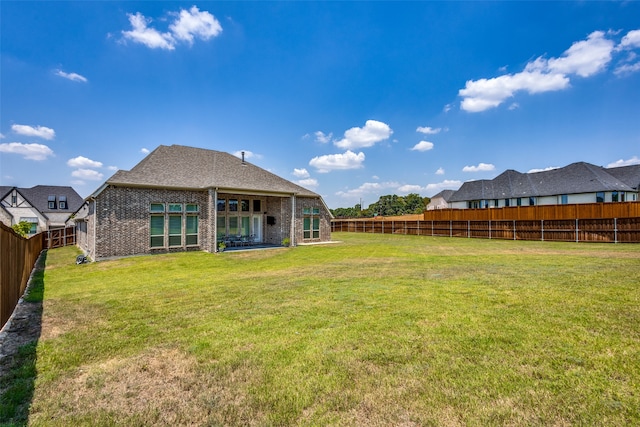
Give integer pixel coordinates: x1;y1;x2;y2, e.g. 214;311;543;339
19;185;84;214
106;145;320;197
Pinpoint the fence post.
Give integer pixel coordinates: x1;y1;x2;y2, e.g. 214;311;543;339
450;220;452;238
468;220;471;238
576;218;579;243
541;219;544;242
489;220;492;240
614;218;618;244
513;220;516;240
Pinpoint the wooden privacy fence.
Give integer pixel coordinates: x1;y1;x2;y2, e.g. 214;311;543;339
0;223;45;328
47;226;76;249
331;217;640;243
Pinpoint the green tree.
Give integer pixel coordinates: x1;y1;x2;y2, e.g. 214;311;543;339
11;221;33;237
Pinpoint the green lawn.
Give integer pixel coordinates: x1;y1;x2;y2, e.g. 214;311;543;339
4;232;640;426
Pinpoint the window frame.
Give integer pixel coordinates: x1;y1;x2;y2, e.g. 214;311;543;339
150;215;165;248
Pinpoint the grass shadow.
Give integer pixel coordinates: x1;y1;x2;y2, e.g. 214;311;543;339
0;250;47;426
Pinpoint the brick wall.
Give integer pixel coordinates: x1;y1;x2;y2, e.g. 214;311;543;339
93;186;210;259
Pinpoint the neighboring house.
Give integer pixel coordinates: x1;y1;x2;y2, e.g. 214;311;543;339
426;190;455;210
448;162;640;209
0;185;84;235
77;145;332;260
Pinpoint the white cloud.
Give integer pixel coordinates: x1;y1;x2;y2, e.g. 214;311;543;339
12;124;55;140
71;169;104;181
459;30;618;112
292;168;310;178
334;120;393;150
336;181;399;198
397;184;423;193
141;148;150;154
463;163;495;172
0;133;4;139
122;12;175;50
544;31;614;77
297;178;318;188
614;61;640;76
122;7;222;50
528;166;559;173
55;70;88;83
411;141;434;152
314;131;332;144
416;126;441;135
309;150;365;173
425;180;462;196
0;142;54;161
67;156;103;168
607;156;640;168
460;70;569;112
617;29;640;50
169;6;222;44
107;165;119;171
435;167;445;175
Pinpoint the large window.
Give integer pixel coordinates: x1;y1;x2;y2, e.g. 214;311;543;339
150;215;165;247
59;196;67;209
303;207;320;239
596;192;605;203
48;195;56;209
186;216;198;245
150;203;198;249
560;194;568;204
169;215;182;246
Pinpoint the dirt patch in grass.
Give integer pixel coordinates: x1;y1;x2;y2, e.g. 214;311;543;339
30;347;264;426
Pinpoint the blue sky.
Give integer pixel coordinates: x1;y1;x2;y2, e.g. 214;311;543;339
1;1;639;209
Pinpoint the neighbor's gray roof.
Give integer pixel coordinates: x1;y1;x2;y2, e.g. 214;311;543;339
5;185;84;214
606;164;640;190
431;189;456;201
104;145;320;197
449;162;638;202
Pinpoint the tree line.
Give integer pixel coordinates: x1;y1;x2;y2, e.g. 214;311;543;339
330;193;430;218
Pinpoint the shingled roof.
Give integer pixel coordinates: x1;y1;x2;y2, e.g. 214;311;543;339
449;161;639;202
103;145;319;197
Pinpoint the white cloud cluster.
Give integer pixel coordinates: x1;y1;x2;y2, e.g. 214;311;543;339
425;180;463;196
459;29;640;112
416;126;441;135
411;141;434;152
462;163;495;172
67;156;103;168
336;181;400;199
309;150;365;173
314;131;332;144
55;70;88;83
334;120;393;150
0;142;54;161
292;168;310;178
67;156;106;184
12;124;55;140
122;6;222;50
607;156;640;168
0;124;56;161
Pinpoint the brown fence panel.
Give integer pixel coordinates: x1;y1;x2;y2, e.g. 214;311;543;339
0;223;45;328
424;202;640;221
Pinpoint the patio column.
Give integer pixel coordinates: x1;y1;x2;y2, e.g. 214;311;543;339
290;194;296;247
210;188;217;252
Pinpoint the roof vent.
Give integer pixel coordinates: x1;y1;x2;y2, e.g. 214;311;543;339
241;151;246;165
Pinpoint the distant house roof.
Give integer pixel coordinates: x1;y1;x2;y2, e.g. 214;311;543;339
18;185;84;215
101;145;320;197
449;162;640;202
431;189;456;201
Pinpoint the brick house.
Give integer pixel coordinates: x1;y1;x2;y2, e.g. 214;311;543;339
76;145;332;260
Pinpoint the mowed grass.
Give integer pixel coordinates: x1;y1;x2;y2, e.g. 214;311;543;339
20;233;640;425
